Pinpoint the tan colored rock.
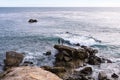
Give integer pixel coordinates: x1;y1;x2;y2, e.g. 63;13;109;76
1;66;62;80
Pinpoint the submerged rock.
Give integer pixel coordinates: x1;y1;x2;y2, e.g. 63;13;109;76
111;73;119;79
4;51;24;70
1;66;62;80
28;19;37;23
80;67;92;75
43;51;51;56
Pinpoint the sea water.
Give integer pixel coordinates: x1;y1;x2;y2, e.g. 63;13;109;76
0;7;120;78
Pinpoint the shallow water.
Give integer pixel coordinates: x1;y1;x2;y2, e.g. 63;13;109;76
0;8;120;77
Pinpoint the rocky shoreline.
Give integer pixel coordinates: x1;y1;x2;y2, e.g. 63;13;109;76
0;44;119;80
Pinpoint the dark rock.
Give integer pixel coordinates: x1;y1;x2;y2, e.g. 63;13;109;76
75;43;80;46
54;45;76;53
63;56;72;62
111;73;119;78
43;51;51;56
81;46;98;55
88;55;102;65
41;66;66;73
54;45;90;68
80;67;92;75
98;71;108;80
28;19;37;23
41;66;66;78
22;61;33;66
4;51;24;70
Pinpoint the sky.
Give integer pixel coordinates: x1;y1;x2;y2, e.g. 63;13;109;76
0;0;120;7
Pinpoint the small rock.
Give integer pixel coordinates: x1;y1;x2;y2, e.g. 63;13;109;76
75;43;80;46
80;67;92;75
111;73;119;78
98;71;107;80
43;51;51;56
22;61;33;66
28;19;37;23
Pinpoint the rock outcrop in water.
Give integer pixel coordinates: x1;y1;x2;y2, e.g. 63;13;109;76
28;19;37;23
54;45;99;68
1;44;115;80
1;66;62;80
4;51;24;70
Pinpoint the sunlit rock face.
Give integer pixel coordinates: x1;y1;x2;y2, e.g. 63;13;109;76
1;66;62;80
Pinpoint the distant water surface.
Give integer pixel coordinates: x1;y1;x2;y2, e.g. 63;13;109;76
0;7;120;78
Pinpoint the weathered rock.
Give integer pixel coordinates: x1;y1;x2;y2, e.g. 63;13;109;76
98;71;108;80
4;51;24;70
80;67;92;75
54;45;90;68
81;45;98;55
1;66;62;80
41;66;66;73
111;73;119;78
88;55;102;65
54;45;76;53
28;19;37;23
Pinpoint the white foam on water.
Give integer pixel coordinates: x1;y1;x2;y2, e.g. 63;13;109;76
22;51;55;66
56;33;100;46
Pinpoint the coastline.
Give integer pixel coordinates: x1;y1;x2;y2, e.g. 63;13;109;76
0;44;119;80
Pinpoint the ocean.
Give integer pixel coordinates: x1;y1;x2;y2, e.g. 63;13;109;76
0;7;120;78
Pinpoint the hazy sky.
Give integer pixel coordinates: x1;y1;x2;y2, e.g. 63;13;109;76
0;0;120;7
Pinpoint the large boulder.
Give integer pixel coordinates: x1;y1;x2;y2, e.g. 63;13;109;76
4;51;24;70
54;45;91;68
1;66;62;80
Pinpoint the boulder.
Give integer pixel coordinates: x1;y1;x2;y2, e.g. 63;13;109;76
98;71;108;80
4;51;24;70
88;55;102;65
111;73;119;78
54;45;90;68
1;66;62;80
43;51;51;56
28;19;37;23
80;67;92;75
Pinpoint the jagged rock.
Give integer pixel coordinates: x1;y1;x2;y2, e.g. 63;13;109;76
28;19;37;23
54;45;94;68
81;45;98;55
88;55;102;65
80;67;92;75
98;71;108;80
4;51;24;70
111;73;119;78
1;66;62;80
54;45;76;53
